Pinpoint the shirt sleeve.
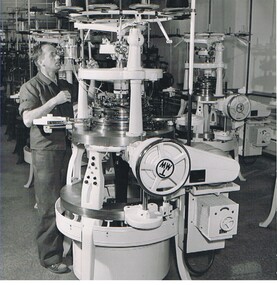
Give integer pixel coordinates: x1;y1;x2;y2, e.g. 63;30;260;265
18;82;41;116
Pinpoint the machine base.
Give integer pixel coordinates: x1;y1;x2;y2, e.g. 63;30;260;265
72;239;171;280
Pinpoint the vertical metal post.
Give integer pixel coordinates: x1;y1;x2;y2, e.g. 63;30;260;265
80;29;85;67
245;0;253;96
208;0;212;32
242;0;253;157
28;0;32;79
142;191;148;211
15;0;19;51
77;29;89;119
187;0;196;146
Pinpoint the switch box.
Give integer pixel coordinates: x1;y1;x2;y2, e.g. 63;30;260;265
195;194;239;241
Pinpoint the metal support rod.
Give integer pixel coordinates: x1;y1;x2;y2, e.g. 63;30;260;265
15;0;18;51
242;0;253;157
147;21;151;48
208;0;212;32
80;29;85;67
28;0;32;79
224;116;228;132
245;0;253;96
156;20;173;44
142;191;148;211
187;0;196;146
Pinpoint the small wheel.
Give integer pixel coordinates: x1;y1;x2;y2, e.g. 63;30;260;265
226;94;251;121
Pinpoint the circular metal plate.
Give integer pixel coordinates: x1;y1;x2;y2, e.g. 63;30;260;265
71;124;175;147
55;6;83;12
88;4;118;10
60;183;139;221
162;7;188;14
129;4;159;10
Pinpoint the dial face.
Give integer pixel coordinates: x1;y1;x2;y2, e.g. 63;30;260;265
220;216;235;232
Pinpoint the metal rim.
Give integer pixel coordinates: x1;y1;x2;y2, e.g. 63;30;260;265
61;198;126;221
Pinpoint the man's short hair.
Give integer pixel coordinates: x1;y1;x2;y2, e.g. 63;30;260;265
31;43;52;68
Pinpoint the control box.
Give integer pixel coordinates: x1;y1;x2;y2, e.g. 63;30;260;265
195;194;239;241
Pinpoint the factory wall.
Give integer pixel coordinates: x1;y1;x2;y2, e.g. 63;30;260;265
1;0;276;93
249;0;276;93
151;0;276;94
224;0;276;94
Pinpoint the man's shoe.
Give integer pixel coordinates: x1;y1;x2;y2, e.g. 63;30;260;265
47;263;70;274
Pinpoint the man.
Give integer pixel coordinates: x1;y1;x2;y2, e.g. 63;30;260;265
19;43;74;274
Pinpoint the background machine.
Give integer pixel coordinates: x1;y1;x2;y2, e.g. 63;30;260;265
175;32;272;161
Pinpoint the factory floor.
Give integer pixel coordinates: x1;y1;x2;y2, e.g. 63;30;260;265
0;124;276;281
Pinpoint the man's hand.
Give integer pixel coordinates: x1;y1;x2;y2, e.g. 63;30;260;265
54;90;71;105
22;90;72;128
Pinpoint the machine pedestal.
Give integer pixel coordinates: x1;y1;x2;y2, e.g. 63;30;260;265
72;239;171;280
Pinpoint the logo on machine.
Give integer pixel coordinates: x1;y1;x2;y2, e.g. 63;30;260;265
156;159;174;178
236;103;244;113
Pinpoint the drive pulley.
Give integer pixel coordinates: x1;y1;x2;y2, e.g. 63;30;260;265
128;138;191;196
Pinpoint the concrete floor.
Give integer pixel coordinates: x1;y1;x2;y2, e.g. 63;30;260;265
0;124;276;280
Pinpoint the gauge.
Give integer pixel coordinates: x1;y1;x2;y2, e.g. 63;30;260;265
220;216;235;232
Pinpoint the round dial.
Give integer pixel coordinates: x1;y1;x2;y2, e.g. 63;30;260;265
220;216;235;232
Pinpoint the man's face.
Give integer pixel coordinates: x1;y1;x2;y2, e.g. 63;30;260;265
39;44;61;72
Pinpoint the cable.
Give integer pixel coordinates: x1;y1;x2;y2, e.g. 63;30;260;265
183;250;216;277
240;155;258;166
181;192;215;277
72;62;104;96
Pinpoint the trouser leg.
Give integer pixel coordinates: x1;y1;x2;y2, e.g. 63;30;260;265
32;149;69;267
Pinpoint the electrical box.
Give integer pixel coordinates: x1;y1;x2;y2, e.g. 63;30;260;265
195;194;239;241
239;121;272;156
249;126;272;147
